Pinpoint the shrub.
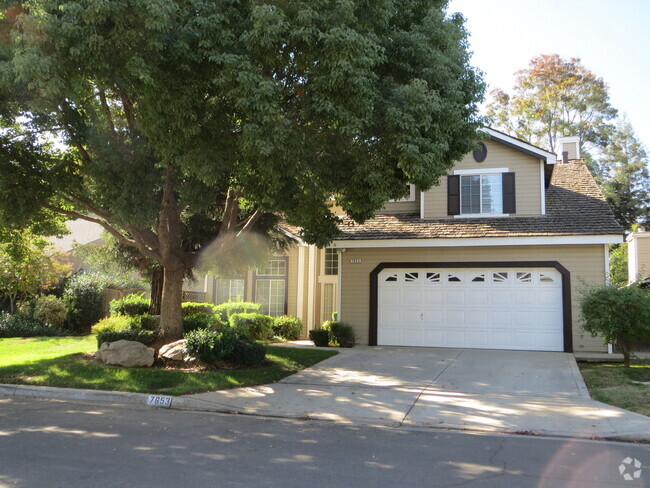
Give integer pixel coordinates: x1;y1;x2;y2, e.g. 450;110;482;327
32;295;68;328
184;327;241;363
63;272;108;332
229;313;274;340
110;293;150;317
91;315;132;335
183;312;220;333
181;302;216;317
0;313;68;338
227;339;266;367
184;328;266;367
214;301;261;322
272;315;303;340
128;313;158;331
309;329;330;347
581;284;650;367
327;321;356;348
95;329;156;348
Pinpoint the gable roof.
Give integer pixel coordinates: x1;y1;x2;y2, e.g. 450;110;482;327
282;162;623;243
479;127;557;164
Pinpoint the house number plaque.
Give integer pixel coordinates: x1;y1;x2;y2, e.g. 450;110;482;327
350;258;362;264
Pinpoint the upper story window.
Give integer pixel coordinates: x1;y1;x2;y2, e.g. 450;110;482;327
324;248;338;275
257;259;286;277
448;170;515;216
389;184;416;202
461;174;503;214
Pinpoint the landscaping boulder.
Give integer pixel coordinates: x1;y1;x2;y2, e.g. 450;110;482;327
159;339;188;361
96;340;155;367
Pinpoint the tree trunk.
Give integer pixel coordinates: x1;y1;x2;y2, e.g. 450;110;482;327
159;263;185;340
149;266;163;315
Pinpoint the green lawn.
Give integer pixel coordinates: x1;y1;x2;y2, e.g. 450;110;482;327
579;361;650;417
0;336;337;396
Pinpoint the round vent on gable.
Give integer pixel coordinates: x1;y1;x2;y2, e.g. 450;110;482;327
473;142;488;162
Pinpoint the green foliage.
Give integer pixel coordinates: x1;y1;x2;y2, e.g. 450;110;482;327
309;329;330;347
184;327;266;367
598;119;650;230
229;313;274;341
184;328;240;363
95;329;156;348
92;315;155;347
0;0;484;338
609;244;628;287
325;321;357;348
63;272;110;333
181;302;216;317
91;316;132;335
128;313;158;331
110;294;150;317
272;315;303;341
0;233;71;312
0;313;68;338
182;312;220;333
214;302;261;323
32;295;68;328
580;285;650;366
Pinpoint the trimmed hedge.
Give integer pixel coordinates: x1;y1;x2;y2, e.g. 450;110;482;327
184;328;266;367
110;294;150;317
32;295;68;328
183;312;220;333
182;302;216;317
214;301;261;322
95;329;156;348
308;329;330;347
128;313;158;331
229;313;274;341
273;315;303;340
0;313;68;338
327;321;356;348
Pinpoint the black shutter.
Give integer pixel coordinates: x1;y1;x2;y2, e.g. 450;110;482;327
502;172;516;214
448;175;460;215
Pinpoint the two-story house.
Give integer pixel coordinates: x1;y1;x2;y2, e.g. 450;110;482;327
199;128;623;353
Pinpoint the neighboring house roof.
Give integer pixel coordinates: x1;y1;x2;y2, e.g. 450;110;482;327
281;162;623;242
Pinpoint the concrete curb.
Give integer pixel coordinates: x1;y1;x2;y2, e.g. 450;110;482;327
566;354;592;400
2;383;649;443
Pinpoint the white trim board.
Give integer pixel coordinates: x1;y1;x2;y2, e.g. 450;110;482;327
454;167;508;175
332;234;624;249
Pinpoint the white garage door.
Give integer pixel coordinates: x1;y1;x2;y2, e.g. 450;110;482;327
377;267;564;351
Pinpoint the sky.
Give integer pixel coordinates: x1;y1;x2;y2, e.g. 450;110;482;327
448;0;650;151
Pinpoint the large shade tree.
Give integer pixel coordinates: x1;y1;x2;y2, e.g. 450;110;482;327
0;0;484;338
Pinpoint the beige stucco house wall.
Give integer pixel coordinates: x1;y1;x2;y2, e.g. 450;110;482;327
627;231;650;282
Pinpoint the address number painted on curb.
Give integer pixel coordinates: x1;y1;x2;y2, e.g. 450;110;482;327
147;395;173;408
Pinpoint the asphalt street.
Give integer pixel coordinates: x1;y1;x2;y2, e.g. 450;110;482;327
0;397;648;488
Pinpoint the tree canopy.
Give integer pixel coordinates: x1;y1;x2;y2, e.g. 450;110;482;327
487;53;650;232
0;0;484;337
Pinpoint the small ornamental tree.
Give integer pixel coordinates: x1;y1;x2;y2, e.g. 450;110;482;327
0;234;71;313
580;285;650;367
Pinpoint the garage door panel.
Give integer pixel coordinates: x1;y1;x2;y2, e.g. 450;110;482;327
380;289;401;305
377;267;564;351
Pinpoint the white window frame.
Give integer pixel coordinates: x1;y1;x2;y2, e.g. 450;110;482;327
454;168;509;218
389;183;416;202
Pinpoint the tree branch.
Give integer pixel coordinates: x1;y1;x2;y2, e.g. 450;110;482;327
220;188;242;234
98;88;116;134
119;89;136;132
237;209;263;237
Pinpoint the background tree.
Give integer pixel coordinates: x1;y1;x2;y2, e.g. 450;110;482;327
0;233;71;313
608;243;628;287
0;0;484;338
597;119;650;230
487;53;650;233
487;54;617;158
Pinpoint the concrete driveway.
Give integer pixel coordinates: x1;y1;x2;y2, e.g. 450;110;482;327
186;346;650;440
